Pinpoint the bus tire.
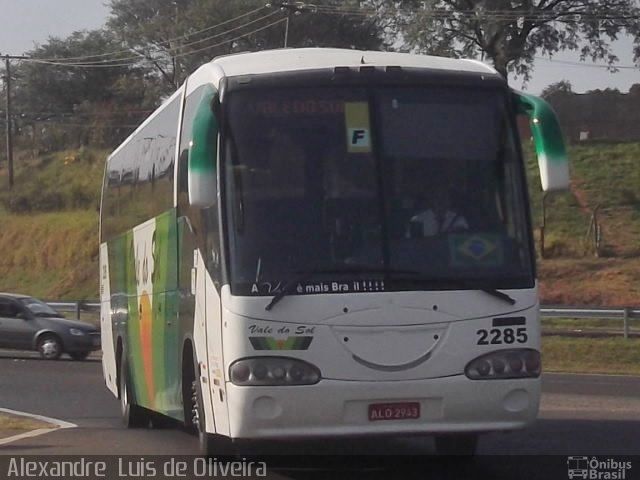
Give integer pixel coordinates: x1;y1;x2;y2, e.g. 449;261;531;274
434;433;478;456
187;361;234;457
119;354;149;428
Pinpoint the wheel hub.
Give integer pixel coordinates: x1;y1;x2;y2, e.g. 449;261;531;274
41;340;59;357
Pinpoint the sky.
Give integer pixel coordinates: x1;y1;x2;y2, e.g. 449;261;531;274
0;0;638;95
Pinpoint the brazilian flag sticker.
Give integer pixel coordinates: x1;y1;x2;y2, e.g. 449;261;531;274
449;234;504;267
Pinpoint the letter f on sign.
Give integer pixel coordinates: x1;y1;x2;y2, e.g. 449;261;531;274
347;128;371;152
352;130;366;144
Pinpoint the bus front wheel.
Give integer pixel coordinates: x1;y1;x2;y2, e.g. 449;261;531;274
186;361;234;457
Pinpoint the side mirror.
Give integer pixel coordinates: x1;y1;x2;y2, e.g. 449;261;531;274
516;92;569;192
188;85;219;207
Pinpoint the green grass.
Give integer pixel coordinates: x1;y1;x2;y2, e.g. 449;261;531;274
526;141;640;258
0;210;99;299
0;148;106;214
0;414;50;433
542;336;640;375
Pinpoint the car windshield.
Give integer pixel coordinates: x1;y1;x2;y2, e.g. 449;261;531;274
19;297;61;317
222;83;534;296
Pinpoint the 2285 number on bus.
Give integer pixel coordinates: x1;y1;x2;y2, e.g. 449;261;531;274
476;327;528;345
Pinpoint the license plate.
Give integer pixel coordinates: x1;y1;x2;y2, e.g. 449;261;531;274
368;402;420;421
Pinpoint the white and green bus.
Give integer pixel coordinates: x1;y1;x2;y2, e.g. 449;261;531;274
100;48;568;455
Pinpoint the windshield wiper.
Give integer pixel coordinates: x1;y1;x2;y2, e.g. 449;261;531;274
384;275;516;306
478;287;516;305
452;279;516;305
264;265;419;311
443;279;516;305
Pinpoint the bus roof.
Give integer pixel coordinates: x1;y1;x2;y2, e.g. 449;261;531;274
209;48;499;78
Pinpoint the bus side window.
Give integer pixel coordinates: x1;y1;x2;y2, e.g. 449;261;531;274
178;150;189;199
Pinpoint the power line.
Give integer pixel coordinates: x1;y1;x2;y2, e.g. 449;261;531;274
23;16;289;68
536;56;639;69
30;122;141;129
10;109;153;117
170;17;288;59
323;6;640;24
26;58;138;68
271;3;640;21
34;9;282;67
22;12;285;68
33;5;270;63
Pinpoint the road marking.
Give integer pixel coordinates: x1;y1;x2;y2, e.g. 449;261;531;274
0;407;76;446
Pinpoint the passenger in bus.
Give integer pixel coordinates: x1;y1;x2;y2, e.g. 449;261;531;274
407;186;468;237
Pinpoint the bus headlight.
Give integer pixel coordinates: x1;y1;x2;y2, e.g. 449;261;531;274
465;349;541;380
230;357;321;386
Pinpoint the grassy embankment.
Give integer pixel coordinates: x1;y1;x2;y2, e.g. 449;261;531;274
0;142;639;373
0;148;103;300
530;141;640;374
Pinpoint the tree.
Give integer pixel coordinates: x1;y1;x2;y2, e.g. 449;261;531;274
541;80;573;99
11;30;157;149
400;0;640;82
107;0;389;95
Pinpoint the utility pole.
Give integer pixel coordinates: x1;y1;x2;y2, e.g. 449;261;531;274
3;55;14;188
284;8;291;48
268;2;313;48
2;54;27;189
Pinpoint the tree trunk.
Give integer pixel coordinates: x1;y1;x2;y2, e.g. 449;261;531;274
493;57;508;82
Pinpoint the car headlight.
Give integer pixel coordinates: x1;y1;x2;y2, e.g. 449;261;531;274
230;357;321;386
69;328;86;336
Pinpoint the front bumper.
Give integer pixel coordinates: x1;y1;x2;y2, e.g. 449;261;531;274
64;332;101;353
223;376;540;439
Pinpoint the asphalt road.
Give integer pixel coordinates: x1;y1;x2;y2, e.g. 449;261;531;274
1;350;639;479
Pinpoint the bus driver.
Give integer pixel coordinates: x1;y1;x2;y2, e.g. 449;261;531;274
407;185;469;237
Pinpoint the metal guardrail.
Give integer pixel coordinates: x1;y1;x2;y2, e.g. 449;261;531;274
45;301;99;322
540;306;640;339
45;302;640;338
540;306;640;319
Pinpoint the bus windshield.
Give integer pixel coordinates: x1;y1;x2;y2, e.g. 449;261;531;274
223;84;534;296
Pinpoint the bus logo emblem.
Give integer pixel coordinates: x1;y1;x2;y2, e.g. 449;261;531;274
249;336;313;351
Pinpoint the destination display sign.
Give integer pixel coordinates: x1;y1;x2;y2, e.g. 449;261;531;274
248;99;344;116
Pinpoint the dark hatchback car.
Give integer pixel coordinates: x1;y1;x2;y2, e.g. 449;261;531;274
0;293;100;360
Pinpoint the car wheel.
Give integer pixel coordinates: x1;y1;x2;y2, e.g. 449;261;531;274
37;335;62;360
119;354;149;428
434;433;479;456
69;351;90;361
